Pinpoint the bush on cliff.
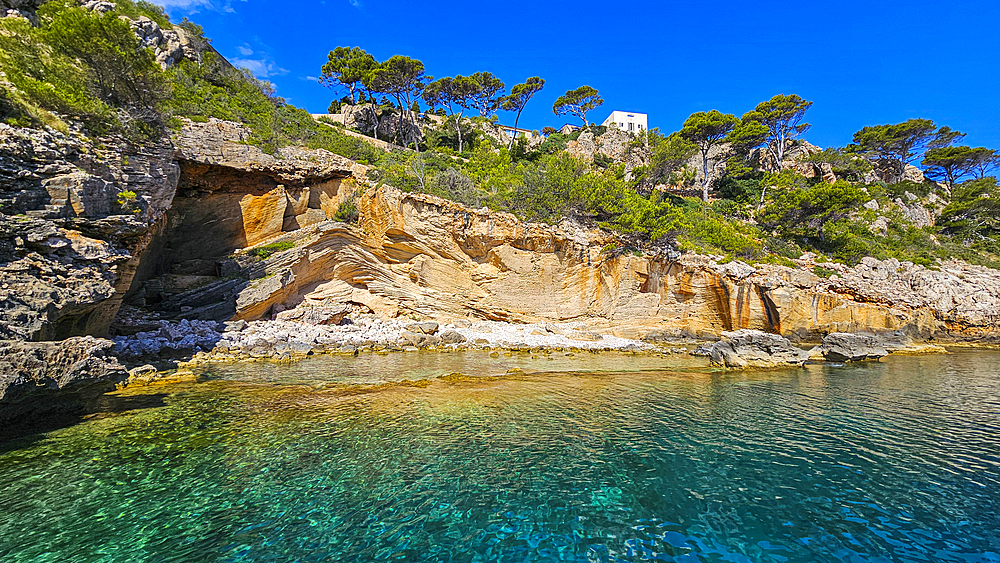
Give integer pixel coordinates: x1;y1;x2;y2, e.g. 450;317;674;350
166;55;382;162
0;0;167;138
938;177;1000;252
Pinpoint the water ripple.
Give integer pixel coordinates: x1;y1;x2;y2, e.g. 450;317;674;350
1;350;999;562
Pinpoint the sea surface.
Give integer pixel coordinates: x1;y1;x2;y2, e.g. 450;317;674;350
1;349;999;562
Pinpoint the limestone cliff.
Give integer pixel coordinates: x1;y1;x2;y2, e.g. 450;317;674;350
5;116;1000;347
0;122;177;340
206;182;995;343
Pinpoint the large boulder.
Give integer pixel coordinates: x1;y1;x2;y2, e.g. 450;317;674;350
708;329;809;369
405;321;439;335
819;332;888;362
438;330;467;344
399;330;440;347
0;336;128;428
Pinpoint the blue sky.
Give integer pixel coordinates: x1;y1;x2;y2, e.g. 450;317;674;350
156;0;1000;150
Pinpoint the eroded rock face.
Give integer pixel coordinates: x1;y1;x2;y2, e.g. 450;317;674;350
0;336;128;427
708;329;809;369
34;116;975;347
173;119;365;186
154;178;1000;345
0;123;178;340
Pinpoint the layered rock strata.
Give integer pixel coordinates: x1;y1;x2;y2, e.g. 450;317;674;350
0;122;178;340
187;181;998;345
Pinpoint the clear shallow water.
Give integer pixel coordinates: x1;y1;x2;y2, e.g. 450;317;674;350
1;350;999;562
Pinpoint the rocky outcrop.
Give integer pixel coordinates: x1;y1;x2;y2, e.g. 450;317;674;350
566;131;597;162
8;115;1000;349
565;128;648;176
0;122;177;340
818;332;888;362
0;336;128;426
143;158;1000;346
322;104;422;145
173;119;366;185
707;329;809;368
805;257;1000;340
274;304;349;325
0;0;45;23
129;16;196;69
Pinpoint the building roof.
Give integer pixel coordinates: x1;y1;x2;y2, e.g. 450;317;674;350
499;125;533;133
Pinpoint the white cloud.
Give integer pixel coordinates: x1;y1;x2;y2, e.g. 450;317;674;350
231;57;288;79
348;0;361;7
153;0;244;13
303;76;319;82
236;44;254;56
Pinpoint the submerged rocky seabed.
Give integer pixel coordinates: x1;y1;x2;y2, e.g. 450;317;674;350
1;349;998;563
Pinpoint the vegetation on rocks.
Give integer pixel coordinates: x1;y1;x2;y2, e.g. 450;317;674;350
3;4;999;272
246;241;296;260
0;0;167;138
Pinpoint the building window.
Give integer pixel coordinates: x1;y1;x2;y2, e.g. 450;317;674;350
628;122;634;131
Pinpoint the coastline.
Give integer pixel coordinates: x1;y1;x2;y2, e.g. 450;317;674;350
106;314;957;390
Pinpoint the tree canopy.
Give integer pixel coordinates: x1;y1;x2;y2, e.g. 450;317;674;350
743;94;812;164
680;110;740;200
640;131;697;189
368;55;425;146
552;85;603;127
422;75;480;153
851;119;962;183
320;46;378;105
468;71;505;118
500;76;544;150
922;146;996;189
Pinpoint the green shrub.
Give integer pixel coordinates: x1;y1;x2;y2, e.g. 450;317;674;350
165;57;385;161
334;198;358;223
673;199;764;258
164;55;282;149
882;180;931;199
247;241;295;260
0;1;167;139
758;179;868;231
717;175;764;205
938;177;1000;250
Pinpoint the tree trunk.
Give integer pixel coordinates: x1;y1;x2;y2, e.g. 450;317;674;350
756;184;768;214
508;107;523;152
370;104;380;141
456;111;464;154
408;101;422;153
396;96;406;146
701;149;710;202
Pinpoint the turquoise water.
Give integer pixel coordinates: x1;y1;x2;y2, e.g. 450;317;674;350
1;350;999;562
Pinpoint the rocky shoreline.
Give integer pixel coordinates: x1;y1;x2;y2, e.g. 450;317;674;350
112;315;656;366
0;308;960;433
106;312;950;374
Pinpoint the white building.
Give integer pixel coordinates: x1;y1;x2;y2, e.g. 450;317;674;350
498;125;536;139
602;111;647;134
